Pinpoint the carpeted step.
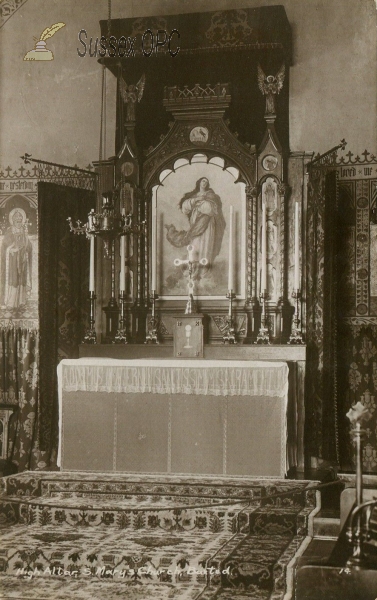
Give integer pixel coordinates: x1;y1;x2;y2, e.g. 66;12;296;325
6;495;250;532
0;524;307;600
0;472;320;599
0;472;317;528
1;471;316;502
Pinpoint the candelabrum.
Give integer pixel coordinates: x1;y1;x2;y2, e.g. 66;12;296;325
256;290;270;344
68;192;145;343
145;290;159;344
288;289;304;344
223;290;237;344
114;290;128;344
83;291;97;344
68;194;145;255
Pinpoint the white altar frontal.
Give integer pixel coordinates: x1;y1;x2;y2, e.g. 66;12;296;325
57;358;294;478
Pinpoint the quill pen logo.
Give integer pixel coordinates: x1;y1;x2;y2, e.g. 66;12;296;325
24;22;66;61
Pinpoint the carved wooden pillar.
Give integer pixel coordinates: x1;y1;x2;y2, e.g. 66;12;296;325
277;182;293;341
143;189;149;304
244;184;259;341
130;187;147;341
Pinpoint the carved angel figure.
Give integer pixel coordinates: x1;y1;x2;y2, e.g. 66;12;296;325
119;74;146;122
257;64;285;116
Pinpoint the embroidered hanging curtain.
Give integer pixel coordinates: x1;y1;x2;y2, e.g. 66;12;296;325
0;327;50;471
38;182;95;454
306;168;339;463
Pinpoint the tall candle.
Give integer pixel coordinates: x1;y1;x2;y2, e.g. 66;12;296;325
261;201;267;292
228;205;234;290
89;234;95;292
120;235;125;292
294;201;300;290
88;209;94;230
151;194;157;291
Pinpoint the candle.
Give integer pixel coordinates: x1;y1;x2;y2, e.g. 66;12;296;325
120;235;126;292
228;205;234;290
89;234;95;292
294;201;300;290
151;194;157;291
261;201;267;292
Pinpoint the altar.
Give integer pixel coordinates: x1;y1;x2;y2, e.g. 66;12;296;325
57;358;293;478
51;7;308;480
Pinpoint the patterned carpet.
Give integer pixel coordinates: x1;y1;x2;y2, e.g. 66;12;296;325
0;472;319;599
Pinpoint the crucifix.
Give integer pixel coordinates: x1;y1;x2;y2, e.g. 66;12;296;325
173;244;208;314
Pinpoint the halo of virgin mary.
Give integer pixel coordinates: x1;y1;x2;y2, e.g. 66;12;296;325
165;177;226;265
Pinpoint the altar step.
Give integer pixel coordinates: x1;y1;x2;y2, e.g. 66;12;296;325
2;470;312;499
0;471;317;534
312;510;340;539
0;471;320;599
2;494;249;532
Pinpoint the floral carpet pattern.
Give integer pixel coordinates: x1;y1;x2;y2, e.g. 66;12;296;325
0;472;318;599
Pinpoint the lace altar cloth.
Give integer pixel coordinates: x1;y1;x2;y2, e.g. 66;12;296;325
58;358;288;398
57;359;290;475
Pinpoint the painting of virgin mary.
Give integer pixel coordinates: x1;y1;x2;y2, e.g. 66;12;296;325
165;177;226;266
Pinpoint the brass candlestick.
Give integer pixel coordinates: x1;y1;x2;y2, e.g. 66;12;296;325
83;291;97;344
288;289;304;344
114;290;128;344
256;290;270;344
145;290;159;344
223;290;237;344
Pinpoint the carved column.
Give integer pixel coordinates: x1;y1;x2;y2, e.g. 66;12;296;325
143;189;149;303
131;187;147;340
244;184;260;342
277;182;293;341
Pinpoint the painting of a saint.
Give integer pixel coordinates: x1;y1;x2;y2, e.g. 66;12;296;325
262;178;277;212
165;177;226;266
0;208;33;309
266;220;277;258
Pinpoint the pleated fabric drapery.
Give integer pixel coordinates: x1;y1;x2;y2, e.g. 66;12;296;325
0;327;52;470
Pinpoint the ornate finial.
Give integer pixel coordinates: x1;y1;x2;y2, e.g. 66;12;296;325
257;64;285;119
20;153;32;164
119;74;146;122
